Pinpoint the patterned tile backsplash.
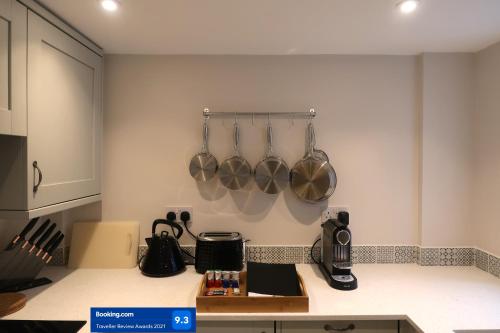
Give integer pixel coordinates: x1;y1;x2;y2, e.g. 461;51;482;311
303;246;321;264
418;248;440;266
352;246;377;263
376;246;395;264
476;249;489;272
395;246;418;264
489;254;500;278
57;244;499;280
247;246;304;264
439;248;475;266
46;246;68;266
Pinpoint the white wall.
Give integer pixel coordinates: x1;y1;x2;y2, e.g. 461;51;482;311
473;41;500;256
3;51;494;252
419;53;475;247
101;55;420;246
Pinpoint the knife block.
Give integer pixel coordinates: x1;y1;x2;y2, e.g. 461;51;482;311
0;250;53;293
0;277;52;293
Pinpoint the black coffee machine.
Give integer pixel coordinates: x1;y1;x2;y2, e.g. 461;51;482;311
319;211;357;290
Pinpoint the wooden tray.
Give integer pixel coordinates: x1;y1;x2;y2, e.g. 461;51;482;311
196;271;309;313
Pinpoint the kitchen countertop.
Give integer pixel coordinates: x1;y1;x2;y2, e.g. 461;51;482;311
4;264;500;333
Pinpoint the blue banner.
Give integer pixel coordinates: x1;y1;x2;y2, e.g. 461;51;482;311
90;307;196;332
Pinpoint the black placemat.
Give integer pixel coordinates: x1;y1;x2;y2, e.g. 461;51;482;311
246;262;301;296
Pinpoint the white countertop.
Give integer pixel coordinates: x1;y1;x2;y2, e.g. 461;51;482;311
4;264;500;333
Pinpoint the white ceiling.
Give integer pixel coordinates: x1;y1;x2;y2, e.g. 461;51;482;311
39;0;500;55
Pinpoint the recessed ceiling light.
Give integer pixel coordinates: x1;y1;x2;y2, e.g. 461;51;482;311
101;0;119;12
398;0;419;14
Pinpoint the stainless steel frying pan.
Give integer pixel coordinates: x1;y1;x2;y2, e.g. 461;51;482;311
189;120;218;181
219;121;252;190
254;122;289;194
290;123;337;203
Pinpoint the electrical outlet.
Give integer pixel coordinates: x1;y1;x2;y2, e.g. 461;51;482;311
321;206;349;222
165;206;193;222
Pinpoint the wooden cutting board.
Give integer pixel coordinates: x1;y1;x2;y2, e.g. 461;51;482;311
0;293;26;317
68;221;139;269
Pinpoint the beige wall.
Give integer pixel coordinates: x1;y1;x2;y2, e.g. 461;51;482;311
2;50;496;252
419;53;475;247
473;41;500;256
101;55;420;246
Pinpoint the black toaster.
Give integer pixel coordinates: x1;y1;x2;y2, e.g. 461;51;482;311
195;232;244;274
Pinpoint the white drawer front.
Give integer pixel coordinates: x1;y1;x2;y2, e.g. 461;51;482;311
281;320;398;333
197;321;274;333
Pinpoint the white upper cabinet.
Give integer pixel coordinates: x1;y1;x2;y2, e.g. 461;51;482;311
0;0;102;218
27;11;102;209
0;0;27;136
0;17;8;114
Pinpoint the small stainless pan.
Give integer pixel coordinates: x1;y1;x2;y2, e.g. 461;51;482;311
291;123;337;203
219;121;252;190
254;122;290;194
189;120;218;182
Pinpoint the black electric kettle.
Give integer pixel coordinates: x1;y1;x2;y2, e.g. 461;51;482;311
139;217;186;277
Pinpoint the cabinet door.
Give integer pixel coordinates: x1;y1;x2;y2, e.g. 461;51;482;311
0;3;8;133
0;0;26;136
399;321;419;333
27;10;102;209
280;320;398;333
197;321;274;333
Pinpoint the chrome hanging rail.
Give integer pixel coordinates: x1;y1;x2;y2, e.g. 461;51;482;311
202;108;316;120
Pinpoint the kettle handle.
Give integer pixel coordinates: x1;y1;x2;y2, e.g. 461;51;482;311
152;219;184;239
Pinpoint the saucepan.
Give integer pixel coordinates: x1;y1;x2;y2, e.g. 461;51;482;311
290;123;337;203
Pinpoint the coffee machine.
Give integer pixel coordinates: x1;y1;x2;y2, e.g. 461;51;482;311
319;211;357;290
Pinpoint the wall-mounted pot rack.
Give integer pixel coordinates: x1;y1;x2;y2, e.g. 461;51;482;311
192;106;334;204
202;108;316;120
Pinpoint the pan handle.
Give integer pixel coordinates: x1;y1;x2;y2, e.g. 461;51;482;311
266;122;274;157
310;123;316;149
233;121;240;156
306;123;315;157
201;120;209;153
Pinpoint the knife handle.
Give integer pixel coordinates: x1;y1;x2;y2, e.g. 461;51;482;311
5;217;40;250
31;221;55;253
20;217;40;239
38;231;61;256
47;234;64;255
45;234;64;263
24;220;50;248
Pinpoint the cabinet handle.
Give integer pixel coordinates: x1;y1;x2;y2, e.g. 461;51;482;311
324;324;355;332
33;161;43;192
